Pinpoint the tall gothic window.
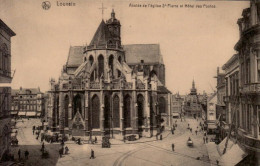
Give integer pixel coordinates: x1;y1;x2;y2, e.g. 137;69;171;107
89;55;94;66
73;94;82;117
137;94;144;127
64;95;69;127
158;97;166;114
109;55;114;76
91;95;100;129
112;95;120;128
124;95;131;128
98;55;104;78
104;95;110;129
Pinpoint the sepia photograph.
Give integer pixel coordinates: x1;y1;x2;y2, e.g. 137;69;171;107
0;0;259;165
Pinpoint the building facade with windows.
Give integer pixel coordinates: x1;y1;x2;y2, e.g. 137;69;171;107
0;19;15;161
11;87;44;118
218;1;260;165
183;80;204;118
234;1;260;165
47;10;172;139
171;93;183;118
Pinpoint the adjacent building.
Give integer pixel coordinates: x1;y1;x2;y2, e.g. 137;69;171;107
11;87;44;118
183;80;204;118
217;1;260;165
47;10;172;139
206;92;217;133
171;93;184;118
0;19;16;161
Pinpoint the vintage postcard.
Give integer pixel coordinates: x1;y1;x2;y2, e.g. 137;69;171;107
0;0;259;166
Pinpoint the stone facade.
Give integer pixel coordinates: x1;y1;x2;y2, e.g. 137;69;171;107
183;80;204;118
0;19;15;161
219;1;260;165
47;10;172;139
11;87;44;118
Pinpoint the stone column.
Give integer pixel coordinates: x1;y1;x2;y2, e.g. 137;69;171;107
68;92;73;129
100;90;104;136
120;89;124;138
85;91;89;132
133;90;138;135
144;89;151;137
59;92;64;132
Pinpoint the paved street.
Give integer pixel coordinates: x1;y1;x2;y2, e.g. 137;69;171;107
10;118;212;166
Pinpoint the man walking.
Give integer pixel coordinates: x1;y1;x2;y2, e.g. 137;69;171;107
41;142;45;152
24;150;29;159
172;143;175;151
18;149;21;160
90;149;95;159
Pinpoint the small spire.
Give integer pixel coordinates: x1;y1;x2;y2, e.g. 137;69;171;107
111;9;115;20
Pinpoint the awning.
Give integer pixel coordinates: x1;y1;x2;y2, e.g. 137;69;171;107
218;144;247;166
18;112;26;116
172;113;180;117
26;112;36;116
218;137;234;154
208;123;217;129
11;111;18;115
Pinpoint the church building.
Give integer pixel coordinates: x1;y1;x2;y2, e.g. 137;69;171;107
47;10;172;139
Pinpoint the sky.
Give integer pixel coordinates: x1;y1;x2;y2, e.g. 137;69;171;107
0;0;250;94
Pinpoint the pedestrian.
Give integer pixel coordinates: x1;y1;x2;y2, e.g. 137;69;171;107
33;129;34;135
195;130;197;135
203;136;206;144
41;142;45;152
160;134;163;140
65;146;69;154
188;123;190;127
90;149;95;159
18;149;21;160
59;148;63;158
172;143;175;151
24;150;29;159
206;136;208;143
95;136;97;143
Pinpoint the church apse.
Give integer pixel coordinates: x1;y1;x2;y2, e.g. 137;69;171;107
47;9;172;139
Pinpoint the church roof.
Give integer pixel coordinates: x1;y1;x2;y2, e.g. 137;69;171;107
158;86;171;94
66;46;84;67
123;44;164;64
89;20;112;48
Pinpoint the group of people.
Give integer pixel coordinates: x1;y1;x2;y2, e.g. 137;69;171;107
59;140;69;158
17;149;29;160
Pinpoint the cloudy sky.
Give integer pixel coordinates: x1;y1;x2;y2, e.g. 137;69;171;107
0;0;250;94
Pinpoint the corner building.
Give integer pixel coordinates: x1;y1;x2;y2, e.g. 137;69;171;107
48;10;172;139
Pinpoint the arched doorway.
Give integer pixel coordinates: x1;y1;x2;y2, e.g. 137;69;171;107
64;95;69;127
137;94;144;136
98;55;104;78
104;95;111;131
109;55;114;76
91;95;100;129
112;95;120;128
73;94;82;118
124;95;131;128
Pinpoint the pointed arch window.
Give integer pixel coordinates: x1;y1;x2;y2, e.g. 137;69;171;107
109;55;114;76
89;55;94;66
98;55;104;78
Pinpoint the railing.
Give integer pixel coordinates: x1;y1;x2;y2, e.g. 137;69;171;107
241;83;260;94
237;128;260;149
137;83;145;89
223;96;230;102
123;82;133;89
72;84;82;90
113;82;120;89
62;83;69;90
90;82;100;89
